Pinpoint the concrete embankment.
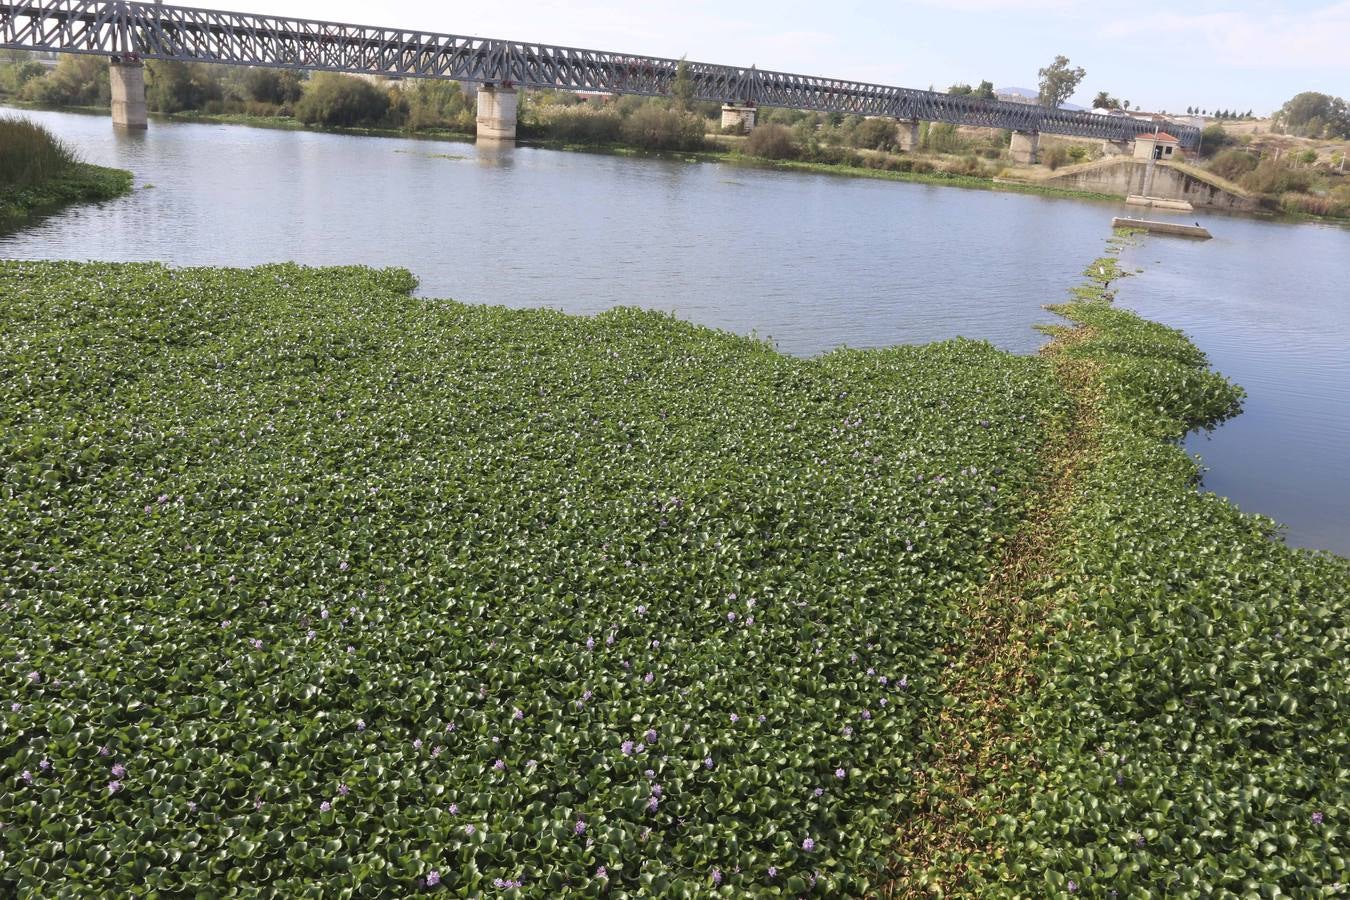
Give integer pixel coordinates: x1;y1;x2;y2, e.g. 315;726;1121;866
1018;158;1258;212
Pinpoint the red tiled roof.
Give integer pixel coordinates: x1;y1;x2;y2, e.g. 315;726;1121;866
1141;132;1180;142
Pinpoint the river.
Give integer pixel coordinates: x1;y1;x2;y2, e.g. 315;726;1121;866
4;107;1348;554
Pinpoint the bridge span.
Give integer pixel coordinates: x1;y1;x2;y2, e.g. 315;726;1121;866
0;0;1200;158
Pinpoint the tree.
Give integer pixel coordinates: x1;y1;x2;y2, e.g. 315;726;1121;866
1037;55;1085;108
1093;91;1119;110
948;83;973;96
1275;91;1349;138
974;80;996;100
1122;100;1130;110
671;58;695;111
294;73;392;127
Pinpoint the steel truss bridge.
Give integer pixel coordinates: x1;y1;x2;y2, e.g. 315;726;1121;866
0;0;1200;147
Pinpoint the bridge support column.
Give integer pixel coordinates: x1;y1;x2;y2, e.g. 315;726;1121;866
109;59;147;130
720;104;756;133
1009;130;1039;165
476;86;518;142
896;118;920;152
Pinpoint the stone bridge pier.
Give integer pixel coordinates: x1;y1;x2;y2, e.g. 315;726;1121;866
1009;130;1039;165
720;104;756;133
896;118;920;152
109;58;148;129
476;85;518;141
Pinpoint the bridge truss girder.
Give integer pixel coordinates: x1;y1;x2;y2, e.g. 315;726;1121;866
0;0;1200;147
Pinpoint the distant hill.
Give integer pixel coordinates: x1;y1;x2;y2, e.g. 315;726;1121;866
993;86;1085;111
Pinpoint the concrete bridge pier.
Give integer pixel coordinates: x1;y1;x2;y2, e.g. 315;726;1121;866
476;85;518;141
1009;130;1039;165
109;58;148;130
721;104;756;133
896;118;920;152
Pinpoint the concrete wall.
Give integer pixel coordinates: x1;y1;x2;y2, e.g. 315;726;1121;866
1040;159;1258;211
1009;130;1039;165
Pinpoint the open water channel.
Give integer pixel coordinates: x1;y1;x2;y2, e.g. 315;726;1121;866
5;107;1348;553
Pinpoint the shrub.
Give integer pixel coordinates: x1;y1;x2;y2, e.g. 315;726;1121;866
1239;159;1313;195
922;122;966;154
18;54;109;107
0;115;78;189
743;123;797;160
851;117;898;152
294;73;392;128
618;104;705;151
1198;123;1235;157
1207;148;1260;181
243;67;304;105
146;61;223;114
1042;145;1071;170
522;104;623;144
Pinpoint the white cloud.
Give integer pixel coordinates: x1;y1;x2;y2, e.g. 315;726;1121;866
1104;2;1350;69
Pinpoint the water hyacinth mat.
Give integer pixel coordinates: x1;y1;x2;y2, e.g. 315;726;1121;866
1;261;1064;895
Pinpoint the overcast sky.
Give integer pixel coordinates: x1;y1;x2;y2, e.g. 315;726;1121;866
218;0;1347;114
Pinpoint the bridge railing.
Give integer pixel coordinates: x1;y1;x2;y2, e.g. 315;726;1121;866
0;0;1201;147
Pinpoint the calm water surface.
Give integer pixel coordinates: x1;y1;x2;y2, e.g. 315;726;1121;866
4;108;1348;553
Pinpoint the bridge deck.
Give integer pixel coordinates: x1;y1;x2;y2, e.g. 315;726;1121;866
0;1;1200;147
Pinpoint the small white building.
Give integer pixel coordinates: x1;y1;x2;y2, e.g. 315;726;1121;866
1134;131;1181;160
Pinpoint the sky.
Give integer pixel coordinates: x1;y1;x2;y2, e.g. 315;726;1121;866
215;0;1348;115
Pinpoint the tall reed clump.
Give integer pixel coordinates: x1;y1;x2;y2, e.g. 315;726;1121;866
0;115;79;191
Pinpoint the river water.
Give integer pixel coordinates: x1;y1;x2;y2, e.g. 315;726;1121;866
5;108;1348;554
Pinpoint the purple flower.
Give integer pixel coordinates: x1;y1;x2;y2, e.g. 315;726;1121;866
643;672;654;685
636;605;647;616
835;767;846;779
802;837;815;852
306;629;316;640
111;763;126;778
645;729;658;744
585;637;595;651
879;676;889;686
220;620;231;628
449;803;459;814
860;709;871;720
413;739;423;750
899;675;909;688
727;612;737;622
621;740;635;756
582;690;593;702
1068;881;1078;893
813;787;824;798
426;870;440;887
108;779;122;793
704;756;714;769
39;758;50;771
433;745;444;758
1312;811;1324;825
842;726;853;737
320;800;332;812
647;796;660;812
768;866;778;879
27;671;39;683
574;819;586;835
464;824;475;835
595;865;608;879
356;718;366;732
711;867;722;885
251;638;263;650
512;707;524;721
346;645;355;654
492;759;506;772
339;560;349;571
9;702;19;713
338;783;350;796
320;608;330;619
20;770;33;784
730;714;739;724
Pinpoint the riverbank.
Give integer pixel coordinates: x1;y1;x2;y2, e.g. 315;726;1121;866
1;246;1344;895
0;150;132;230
